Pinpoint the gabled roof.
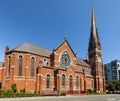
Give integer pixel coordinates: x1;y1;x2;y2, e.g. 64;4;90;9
76;57;90;67
55;40;76;57
7;43;53;57
5;42;90;67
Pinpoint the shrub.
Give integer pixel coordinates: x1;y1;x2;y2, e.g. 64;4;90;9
87;89;96;95
61;91;66;95
0;89;14;97
0;88;44;98
20;88;25;93
11;84;17;93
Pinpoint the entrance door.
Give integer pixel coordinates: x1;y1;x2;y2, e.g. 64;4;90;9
69;75;73;94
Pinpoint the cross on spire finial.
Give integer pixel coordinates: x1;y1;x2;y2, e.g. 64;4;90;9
92;0;94;8
64;34;67;41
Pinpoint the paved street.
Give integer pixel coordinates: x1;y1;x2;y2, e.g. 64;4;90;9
0;94;120;101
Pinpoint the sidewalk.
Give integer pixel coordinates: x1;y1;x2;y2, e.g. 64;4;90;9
0;94;87;101
66;93;86;96
0;94;115;101
0;96;66;101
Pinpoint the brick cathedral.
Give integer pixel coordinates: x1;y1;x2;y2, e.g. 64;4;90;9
0;8;105;94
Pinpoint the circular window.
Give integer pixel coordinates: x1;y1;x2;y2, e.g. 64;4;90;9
60;51;71;68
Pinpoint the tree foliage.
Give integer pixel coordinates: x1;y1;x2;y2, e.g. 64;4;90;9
106;80;120;91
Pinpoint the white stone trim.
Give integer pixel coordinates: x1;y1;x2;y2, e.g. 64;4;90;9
11;65;15;69
61;73;66;77
17;54;24;59
8;55;11;60
14;79;25;80
30;56;36;61
25;66;28;69
37;73;42;77
68;74;74;78
14;76;25;78
0;68;3;70
45;73;52;77
75;75;80;78
54;60;59;62
57;74;61;77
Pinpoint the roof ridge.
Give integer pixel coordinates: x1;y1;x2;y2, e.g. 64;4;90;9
55;40;76;57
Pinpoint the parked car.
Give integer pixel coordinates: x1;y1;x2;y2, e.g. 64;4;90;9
114;90;120;94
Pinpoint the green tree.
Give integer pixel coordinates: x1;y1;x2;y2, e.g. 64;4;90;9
115;80;120;90
106;80;120;91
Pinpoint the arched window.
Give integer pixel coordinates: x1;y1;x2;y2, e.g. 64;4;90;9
76;76;79;89
80;67;84;73
39;60;43;67
91;80;94;88
69;75;73;88
87;69;91;75
8;56;11;76
18;55;23;76
43;58;47;66
30;57;35;77
46;74;50;89
62;74;65;88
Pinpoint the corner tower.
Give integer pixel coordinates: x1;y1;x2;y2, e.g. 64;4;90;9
88;7;105;92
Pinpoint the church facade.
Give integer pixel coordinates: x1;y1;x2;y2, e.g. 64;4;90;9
0;8;105;94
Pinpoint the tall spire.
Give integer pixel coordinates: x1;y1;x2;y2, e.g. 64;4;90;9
91;7;96;28
91;0;96;27
88;6;105;93
89;6;101;50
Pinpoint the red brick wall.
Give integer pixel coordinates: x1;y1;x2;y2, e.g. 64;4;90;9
3;51;51;92
53;41;76;68
2;41;95;93
36;67;54;93
0;69;2;81
52;41;94;94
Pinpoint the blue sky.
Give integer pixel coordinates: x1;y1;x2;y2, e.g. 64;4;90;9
0;0;120;64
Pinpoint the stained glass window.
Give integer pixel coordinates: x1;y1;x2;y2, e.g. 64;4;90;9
18;55;22;76
46;74;50;89
60;51;71;68
76;76;79;89
8;56;11;76
62;74;65;88
30;57;35;77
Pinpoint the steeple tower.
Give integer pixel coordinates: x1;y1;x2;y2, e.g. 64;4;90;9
89;7;101;51
88;7;105;92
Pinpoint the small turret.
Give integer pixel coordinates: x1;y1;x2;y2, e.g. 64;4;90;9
5;46;9;52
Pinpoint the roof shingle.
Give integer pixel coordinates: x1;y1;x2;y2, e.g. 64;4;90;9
9;43;53;57
76;57;90;67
